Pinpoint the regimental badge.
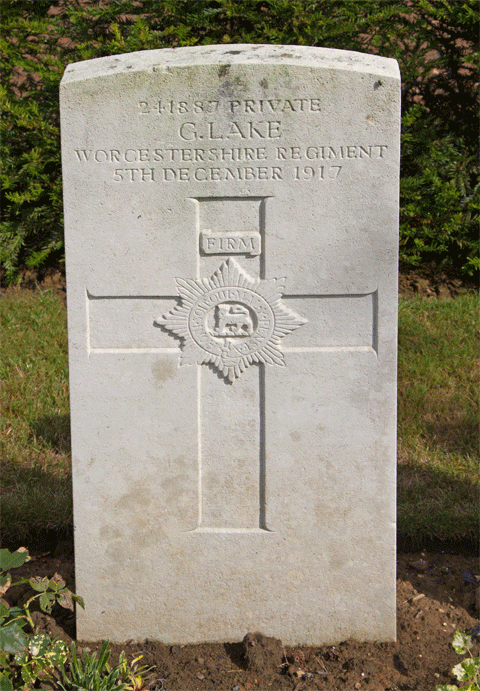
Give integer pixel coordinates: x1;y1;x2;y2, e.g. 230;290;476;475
155;258;307;382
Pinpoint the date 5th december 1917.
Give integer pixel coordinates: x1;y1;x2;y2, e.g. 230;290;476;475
111;165;342;183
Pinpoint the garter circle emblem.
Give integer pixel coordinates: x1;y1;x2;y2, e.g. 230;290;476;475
155;258;307;382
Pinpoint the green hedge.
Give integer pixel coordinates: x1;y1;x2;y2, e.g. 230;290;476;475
1;0;478;282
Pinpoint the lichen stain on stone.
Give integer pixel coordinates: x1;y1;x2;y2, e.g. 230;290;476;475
111;479;169;549
161;465;188;496
99;523;122;541
218;64;230;78
152;358;175;384
115;478;154;512
217;76;247;100
314;494;342;524
326;544;350;572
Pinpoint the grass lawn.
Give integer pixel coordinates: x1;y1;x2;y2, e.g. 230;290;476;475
1;288;478;546
1;290;72;542
397;293;479;544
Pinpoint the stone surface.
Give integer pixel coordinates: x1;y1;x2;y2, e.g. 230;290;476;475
60;44;400;645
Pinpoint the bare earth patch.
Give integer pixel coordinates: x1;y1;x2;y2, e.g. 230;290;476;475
6;545;479;691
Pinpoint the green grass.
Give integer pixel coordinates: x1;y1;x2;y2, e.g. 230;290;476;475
397;293;479;543
1;289;72;542
1;288;478;546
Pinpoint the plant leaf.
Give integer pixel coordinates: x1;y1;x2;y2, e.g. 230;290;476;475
49;573;66;591
29;576;49;593
57;590;73;611
0;675;14;691
39;591;56;614
72;594;85;610
0;578;11;598
44;639;67;665
29;633;51;658
0;622;28;655
452;629;473;655
0;549;29;572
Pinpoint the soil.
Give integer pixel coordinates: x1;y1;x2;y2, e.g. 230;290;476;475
5;542;479;691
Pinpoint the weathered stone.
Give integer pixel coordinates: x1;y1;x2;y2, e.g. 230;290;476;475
60;44;400;644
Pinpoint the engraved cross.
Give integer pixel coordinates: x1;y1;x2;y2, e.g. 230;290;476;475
87;196;377;533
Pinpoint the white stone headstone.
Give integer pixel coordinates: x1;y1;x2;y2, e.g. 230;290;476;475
61;44;400;645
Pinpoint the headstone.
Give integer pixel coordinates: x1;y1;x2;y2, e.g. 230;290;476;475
60;44;400;645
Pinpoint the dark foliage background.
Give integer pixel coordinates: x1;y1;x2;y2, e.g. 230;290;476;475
1;0;478;282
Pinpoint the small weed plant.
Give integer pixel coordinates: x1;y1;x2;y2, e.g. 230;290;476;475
117;651;155;690
58;642;154;691
58;641;127;691
0;547;83;690
435;628;480;691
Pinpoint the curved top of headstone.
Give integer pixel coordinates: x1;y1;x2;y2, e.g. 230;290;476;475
61;44;399;84
62;35;400;646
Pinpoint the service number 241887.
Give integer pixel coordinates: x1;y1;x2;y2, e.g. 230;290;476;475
139;100;219;114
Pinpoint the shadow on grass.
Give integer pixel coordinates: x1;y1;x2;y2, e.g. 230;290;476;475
1;457;73;550
397;460;479;552
33;414;71;454
421;417;479;456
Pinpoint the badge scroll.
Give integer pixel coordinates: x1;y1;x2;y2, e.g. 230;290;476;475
156;258;307;382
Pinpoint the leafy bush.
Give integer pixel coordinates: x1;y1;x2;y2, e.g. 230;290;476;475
1;0;478;282
400;104;479;275
1;2;65;283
